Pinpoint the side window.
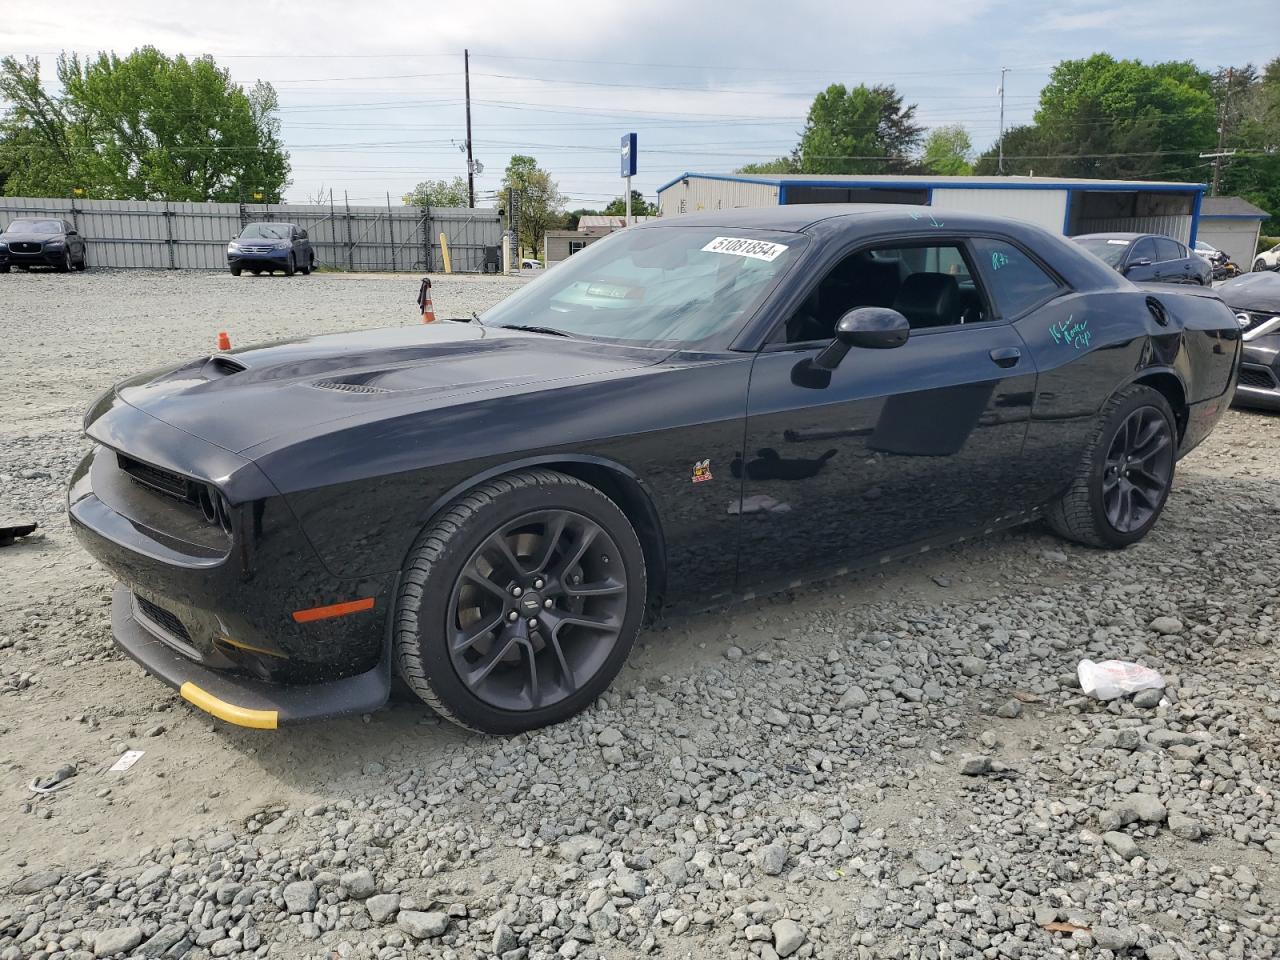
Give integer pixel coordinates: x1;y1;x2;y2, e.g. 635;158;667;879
970;237;1063;318
1130;238;1157;262
1154;238;1182;262
781;242;987;344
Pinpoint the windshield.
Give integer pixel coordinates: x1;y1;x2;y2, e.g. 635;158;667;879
4;219;62;235
481;226;805;347
1073;237;1131;268
239;223;291;240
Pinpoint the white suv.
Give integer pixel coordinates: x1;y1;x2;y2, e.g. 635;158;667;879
1254;246;1280;272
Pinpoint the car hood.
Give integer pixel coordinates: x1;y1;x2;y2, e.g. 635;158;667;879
1217;272;1280;313
2;232;61;243
102;322;669;455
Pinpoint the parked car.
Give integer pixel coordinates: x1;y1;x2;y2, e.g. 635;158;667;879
1217;271;1280;410
0;218;88;273
520;258;544;271
1073;232;1212;286
69;206;1240;734
1253;244;1280;273
227;222;314;276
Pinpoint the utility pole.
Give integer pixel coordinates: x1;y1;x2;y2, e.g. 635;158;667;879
997;67;1009;175
464;49;475;208
1210;66;1233;197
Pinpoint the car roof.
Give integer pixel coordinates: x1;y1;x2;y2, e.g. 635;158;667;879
245;221;297;228
1073;232;1147;241
643;203;1072;237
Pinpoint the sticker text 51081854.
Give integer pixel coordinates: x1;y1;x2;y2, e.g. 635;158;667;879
701;237;789;262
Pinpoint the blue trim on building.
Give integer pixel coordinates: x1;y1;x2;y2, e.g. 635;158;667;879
1199;213;1268;220
1189;190;1203;247
1062;189;1075;234
777;184;788;204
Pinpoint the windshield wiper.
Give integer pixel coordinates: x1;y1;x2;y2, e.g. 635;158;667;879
497;324;573;338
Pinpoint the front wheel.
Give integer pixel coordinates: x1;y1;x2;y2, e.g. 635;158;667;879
301;253;313;275
56;250;71;273
229;264;242;277
394;470;646;734
1047;385;1177;549
283;253;296;277
0;265;8;274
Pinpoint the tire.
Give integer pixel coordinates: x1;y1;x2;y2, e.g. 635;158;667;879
0;265;8;274
1047;385;1177;549
1256;259;1269;273
229;265;242;277
301;254;313;275
74;252;87;271
56;249;71;273
284;253;296;277
251;269;261;276
394;469;647;734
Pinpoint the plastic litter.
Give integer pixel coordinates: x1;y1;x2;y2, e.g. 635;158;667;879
28;763;76;794
110;750;144;772
1077;659;1165;701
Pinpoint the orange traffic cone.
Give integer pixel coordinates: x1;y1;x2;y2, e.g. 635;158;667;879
217;331;231;351
417;277;436;323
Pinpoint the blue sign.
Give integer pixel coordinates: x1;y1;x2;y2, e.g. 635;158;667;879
620;133;637;178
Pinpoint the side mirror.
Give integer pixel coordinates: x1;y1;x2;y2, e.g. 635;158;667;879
813;307;910;371
1123;258;1152;273
299;230;308;240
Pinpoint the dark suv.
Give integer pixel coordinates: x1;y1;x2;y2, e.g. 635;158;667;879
1073;232;1211;286
0;218;88;273
228;222;315;276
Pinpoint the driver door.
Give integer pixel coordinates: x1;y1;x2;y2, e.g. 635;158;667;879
735;237;1039;590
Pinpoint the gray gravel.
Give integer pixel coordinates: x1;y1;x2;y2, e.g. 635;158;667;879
1;269;1279;959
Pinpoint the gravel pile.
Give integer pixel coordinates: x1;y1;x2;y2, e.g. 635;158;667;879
1;271;1277;959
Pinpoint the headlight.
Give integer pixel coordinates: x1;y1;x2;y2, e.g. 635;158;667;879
45;239;64;248
228;241;242;251
0;241;8;250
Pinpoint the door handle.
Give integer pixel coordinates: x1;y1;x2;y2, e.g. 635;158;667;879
989;346;1021;368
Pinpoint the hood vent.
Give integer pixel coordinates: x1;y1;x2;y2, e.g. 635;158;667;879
309;379;394;395
203;356;247;378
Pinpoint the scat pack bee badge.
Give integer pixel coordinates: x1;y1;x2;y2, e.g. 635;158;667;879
691;459;713;484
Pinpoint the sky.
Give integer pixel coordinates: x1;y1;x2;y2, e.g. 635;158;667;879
4;0;1279;209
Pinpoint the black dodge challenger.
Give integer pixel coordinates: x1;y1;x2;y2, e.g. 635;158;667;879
68;206;1241;733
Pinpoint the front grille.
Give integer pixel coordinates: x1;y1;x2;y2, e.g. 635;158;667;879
1239;365;1278;390
239;244;276;255
10;241;41;254
117;454;194;503
133;595;203;660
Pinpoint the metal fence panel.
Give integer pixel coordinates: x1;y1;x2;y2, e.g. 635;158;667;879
0;197;502;272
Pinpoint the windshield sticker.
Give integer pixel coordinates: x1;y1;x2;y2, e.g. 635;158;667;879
1049;316;1091;350
701;237;789;262
991;251;1010;271
692;459;713;483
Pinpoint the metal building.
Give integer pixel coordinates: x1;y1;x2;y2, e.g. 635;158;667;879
656;173;1207;244
1196;196;1269;270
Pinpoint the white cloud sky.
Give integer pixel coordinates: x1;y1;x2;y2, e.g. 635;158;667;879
5;0;1278;205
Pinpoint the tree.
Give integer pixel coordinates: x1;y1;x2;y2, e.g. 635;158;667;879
1216;58;1280;235
0;49;289;201
973;124;1051;176
498;155;566;255
402;176;469;207
602;190;656;218
797;84;923;174
736;155;800;174
921;125;973;176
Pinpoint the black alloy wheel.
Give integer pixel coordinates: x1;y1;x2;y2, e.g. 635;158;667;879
57;249;71;273
447;509;629;712
1101;405;1174;534
394;469;646;734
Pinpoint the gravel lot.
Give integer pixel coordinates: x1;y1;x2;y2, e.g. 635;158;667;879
1;268;1278;960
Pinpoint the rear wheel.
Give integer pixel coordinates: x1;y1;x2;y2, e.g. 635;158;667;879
394;470;646;734
1047;385;1177;549
74;251;87;271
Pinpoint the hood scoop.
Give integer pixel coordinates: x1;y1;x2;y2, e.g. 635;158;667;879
202;356;247;379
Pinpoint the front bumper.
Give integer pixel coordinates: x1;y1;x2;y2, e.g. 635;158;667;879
1234;334;1280;411
1;245;66;266
112;584;390;727
68;397;395;726
228;250;290;268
